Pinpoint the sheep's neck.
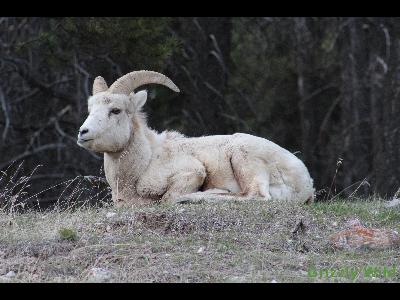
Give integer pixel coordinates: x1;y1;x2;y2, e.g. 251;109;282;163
103;122;154;201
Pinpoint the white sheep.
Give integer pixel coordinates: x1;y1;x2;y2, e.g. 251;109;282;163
77;70;315;205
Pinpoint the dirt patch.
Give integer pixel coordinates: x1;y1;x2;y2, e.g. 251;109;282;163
136;212;170;230
135;212;195;234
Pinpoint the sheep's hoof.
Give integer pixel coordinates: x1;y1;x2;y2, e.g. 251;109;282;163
304;196;314;205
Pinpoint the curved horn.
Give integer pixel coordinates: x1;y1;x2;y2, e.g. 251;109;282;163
108;70;180;95
93;76;108;95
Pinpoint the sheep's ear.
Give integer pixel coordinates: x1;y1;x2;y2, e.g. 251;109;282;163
130;90;147;110
93;76;108;95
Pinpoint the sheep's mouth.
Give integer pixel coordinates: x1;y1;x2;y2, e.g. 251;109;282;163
77;138;94;145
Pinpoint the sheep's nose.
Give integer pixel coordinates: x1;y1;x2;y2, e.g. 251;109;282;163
79;128;89;136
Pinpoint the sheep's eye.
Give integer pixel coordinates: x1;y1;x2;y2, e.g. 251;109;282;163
110;108;121;115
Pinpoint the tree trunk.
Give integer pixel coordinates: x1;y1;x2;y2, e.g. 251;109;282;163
169;17;233;136
371;18;400;197
339;17;373;194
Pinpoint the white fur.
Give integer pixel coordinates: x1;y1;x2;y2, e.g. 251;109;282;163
78;91;315;205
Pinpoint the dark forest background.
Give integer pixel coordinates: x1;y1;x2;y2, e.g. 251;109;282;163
1;17;400;208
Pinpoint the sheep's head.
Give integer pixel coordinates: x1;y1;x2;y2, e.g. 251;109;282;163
77;71;180;153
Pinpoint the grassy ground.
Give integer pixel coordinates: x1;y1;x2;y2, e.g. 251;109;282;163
0;198;399;283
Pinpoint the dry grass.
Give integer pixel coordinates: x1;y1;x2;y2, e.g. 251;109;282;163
0;197;399;283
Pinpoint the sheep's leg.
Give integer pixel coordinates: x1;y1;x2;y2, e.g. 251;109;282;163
161;168;206;202
202;188;231;194
230;151;272;200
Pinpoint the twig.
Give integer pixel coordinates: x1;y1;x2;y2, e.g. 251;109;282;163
0;86;10;140
325;158;343;201
209;34;228;77
291;219;306;236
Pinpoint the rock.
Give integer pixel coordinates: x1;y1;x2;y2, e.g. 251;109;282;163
197;247;205;254
228;275;246;282
106;212;117;218
330;220;400;250
0;271;16;281
88;267;112;282
5;271;16;278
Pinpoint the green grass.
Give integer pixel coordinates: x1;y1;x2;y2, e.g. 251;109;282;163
58;228;78;241
0;198;399;282
311;198;400;228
